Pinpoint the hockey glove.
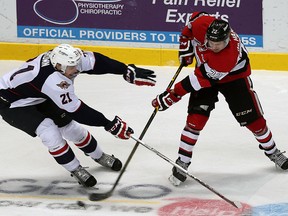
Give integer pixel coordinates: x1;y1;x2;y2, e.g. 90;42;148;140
152;89;181;111
105;116;134;139
124;64;156;86
179;35;194;66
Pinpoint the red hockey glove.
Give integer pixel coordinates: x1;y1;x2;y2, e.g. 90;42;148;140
152;89;181;111
105;116;134;139
179;35;194;66
124;64;156;86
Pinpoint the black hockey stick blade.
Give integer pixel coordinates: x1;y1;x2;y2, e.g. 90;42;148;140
89;190;113;201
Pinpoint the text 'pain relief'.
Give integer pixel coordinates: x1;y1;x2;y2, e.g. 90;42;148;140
152;0;241;8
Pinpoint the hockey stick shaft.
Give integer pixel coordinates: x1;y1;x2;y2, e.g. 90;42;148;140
130;135;242;209
112;64;184;185
89;64;184;201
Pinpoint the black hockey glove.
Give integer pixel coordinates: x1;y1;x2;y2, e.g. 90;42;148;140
105;116;134;139
152;89;181;111
179;35;194;66
124;64;156;86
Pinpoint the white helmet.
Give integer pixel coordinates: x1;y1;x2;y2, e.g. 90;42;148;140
50;44;82;72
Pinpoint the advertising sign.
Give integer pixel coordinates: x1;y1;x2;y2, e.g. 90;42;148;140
16;0;263;47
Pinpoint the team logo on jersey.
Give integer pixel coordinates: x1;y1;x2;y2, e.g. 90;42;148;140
57;81;71;89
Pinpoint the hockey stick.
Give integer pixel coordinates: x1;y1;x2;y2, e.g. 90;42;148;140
129;135;242;209
89;64;184;202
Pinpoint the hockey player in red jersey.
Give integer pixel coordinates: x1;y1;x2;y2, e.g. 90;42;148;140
0;44;156;187
152;12;288;186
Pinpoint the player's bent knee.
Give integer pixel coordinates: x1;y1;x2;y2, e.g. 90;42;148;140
246;117;267;134
60;120;87;143
186;113;209;131
36;118;65;149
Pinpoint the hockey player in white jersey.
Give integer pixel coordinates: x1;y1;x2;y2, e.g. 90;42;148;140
0;44;156;187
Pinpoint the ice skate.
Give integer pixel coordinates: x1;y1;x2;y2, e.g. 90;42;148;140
265;149;288;170
71;165;97;187
95;153;122;171
169;157;191;186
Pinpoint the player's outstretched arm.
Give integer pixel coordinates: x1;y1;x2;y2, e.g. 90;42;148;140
69;102;134;140
81;52;156;86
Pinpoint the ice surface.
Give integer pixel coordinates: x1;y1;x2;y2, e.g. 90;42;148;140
0;61;288;215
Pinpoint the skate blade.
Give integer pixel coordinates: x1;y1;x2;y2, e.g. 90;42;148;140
168;175;181;186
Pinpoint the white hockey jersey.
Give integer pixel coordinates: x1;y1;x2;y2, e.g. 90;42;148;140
0;50;129;127
0;51;100;111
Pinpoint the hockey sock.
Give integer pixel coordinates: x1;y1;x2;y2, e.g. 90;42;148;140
179;114;208;163
74;132;103;159
49;142;80;171
246;117;276;154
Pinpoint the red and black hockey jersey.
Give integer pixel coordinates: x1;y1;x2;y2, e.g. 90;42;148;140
175;12;251;95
